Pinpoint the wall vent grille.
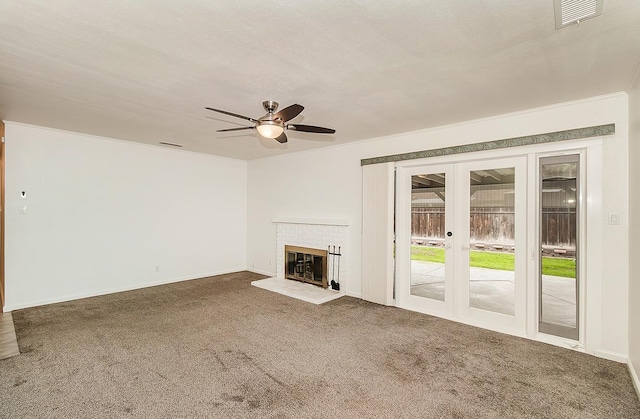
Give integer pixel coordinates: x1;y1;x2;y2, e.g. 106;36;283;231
554;0;604;29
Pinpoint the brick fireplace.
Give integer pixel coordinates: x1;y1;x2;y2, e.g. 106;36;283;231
274;218;348;291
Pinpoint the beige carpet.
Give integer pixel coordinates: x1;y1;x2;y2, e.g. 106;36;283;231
1;271;638;418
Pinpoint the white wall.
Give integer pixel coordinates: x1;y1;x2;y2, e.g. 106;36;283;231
247;145;364;295
4;122;247;310
247;92;630;358
628;73;640;391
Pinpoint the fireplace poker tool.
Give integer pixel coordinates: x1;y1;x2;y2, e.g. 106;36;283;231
328;245;335;289
328;245;332;286
336;246;341;290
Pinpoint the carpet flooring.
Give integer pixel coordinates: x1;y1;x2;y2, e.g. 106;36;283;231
1;271;639;418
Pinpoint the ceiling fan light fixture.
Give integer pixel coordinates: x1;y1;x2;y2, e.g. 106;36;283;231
256;121;284;139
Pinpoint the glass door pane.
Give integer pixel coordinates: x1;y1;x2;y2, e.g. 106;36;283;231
539;155;579;340
410;172;447;301
467;168;516;315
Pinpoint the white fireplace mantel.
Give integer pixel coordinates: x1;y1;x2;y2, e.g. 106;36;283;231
272;217;349;226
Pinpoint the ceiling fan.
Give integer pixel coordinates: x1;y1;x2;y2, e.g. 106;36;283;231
205;100;335;144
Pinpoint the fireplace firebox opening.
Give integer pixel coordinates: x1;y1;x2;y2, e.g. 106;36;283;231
285;245;328;288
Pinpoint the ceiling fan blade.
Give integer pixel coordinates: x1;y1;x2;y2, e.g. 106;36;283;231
273;104;304;122
287;124;335;134
205;107;257;123
216;126;254;132
274;132;288;143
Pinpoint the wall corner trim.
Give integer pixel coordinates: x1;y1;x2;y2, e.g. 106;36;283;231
361;123;615;166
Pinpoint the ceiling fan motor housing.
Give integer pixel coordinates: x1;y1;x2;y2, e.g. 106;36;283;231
263;100;279;114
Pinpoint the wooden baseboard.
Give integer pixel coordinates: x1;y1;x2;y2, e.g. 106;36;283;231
593;349;628;364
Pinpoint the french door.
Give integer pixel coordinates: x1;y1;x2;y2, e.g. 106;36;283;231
397;164;454;318
396;156;527;335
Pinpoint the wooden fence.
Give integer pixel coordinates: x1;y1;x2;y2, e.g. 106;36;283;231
541;209;577;247
412;207;576;247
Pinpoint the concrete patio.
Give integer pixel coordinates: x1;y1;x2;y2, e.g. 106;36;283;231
410;260;576;327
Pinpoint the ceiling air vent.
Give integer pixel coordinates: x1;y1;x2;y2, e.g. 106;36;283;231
554;0;604;29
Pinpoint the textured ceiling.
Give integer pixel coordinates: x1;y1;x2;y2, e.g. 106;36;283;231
1;1;639;160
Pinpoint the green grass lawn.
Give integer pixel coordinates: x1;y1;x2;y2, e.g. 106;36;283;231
411;246;576;278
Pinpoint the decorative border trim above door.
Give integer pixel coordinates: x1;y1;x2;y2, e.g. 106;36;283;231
360;124;615;166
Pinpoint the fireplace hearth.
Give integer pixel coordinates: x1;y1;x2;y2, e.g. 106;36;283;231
285;245;328;288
